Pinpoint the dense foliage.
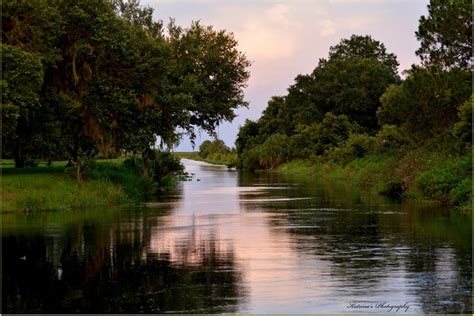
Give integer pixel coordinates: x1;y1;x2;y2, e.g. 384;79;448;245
2;0;250;179
236;1;472;208
236;34;400;169
415;0;472;70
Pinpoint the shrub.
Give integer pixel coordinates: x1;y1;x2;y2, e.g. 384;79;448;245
206;151;237;165
123;156;142;174
318;113;353;147
452;95;472;148
258;133;291;169
153;151;183;175
289;113;355;159
90;159;155;199
65;152;183;199
151;151;184;188
375;124;408;151
240;146;262;171
65;157;98;180
346;134;375;158
236;119;263;155
239;134;292;170
378;179;404;199
80;158;99;179
415;153;471;204
199;140;212;158
450;177;472;208
326;133;375;163
289;124;320;159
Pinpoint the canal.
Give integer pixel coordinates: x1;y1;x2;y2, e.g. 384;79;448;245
2;159;472;313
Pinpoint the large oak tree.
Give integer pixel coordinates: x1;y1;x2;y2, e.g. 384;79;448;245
2;0;250;172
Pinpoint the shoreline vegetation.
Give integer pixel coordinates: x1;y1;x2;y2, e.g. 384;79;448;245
1;153;186;213
274;151;472;213
2;160;126;213
173;149;472;212
233;2;472;214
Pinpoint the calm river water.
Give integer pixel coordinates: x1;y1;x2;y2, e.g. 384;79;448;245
2;159;472;313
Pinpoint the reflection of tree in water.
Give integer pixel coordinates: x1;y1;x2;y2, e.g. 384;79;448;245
3;211;246;313
239;171;397;288
402;210;472;314
238;171;472;313
252;203;398;290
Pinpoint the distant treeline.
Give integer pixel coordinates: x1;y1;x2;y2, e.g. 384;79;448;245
2;0;250;177
235;0;471;207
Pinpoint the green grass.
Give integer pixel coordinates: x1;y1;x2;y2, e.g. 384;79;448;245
0;158;154;213
1;173;127;213
273;159;318;176
83;160;156;200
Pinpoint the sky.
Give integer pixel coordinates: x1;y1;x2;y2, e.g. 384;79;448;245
142;0;429;151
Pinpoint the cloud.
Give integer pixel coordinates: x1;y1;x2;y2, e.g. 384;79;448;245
237;19;298;61
328;0;391;3
201;1;379;93
211;3;304;62
319;19;336;37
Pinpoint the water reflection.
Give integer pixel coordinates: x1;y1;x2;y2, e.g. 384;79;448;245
3;205;247;313
2;159;472;313
237;172;472;313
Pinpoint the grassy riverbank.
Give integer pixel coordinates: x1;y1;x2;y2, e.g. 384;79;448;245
173;152;237;167
1;162;122;213
275;149;472;212
2;173;127;213
1;155;181;213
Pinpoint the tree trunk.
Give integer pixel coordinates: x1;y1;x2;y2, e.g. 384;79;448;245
142;155;148;177
76;158;82;182
47;152;52;167
13;143;25;168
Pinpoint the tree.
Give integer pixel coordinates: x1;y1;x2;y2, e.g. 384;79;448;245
261;36;400;136
2;0;250;178
2;0;64;166
378;66;471;139
1;44;44;167
108;1;174;174
259;134;291;169
452;95;473;146
290;113;355;158
415;0;472;70
199;140;213;158
120;19;251;174
199;139;230;158
257;96;288;135
280;75;323;135
325;34;399;74
309;35;400;132
310;57;398;132
236;35;399;167
264;35;399;136
236;119;263;156
1;0;62;66
167;21;251;143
